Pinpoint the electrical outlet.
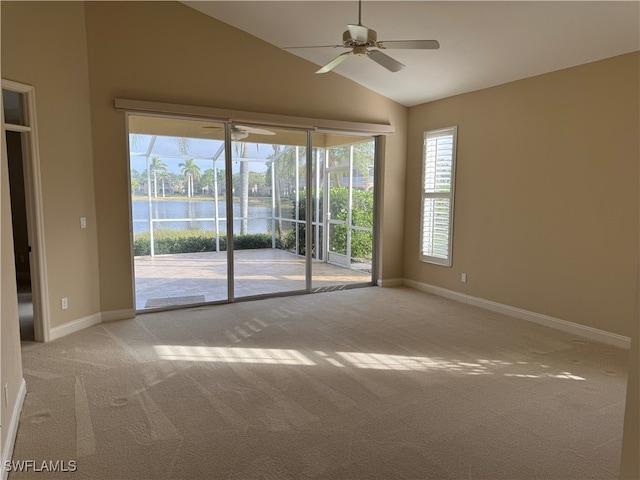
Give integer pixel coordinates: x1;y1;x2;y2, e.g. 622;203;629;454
461;273;467;283
61;297;68;310
80;217;87;229
4;384;8;407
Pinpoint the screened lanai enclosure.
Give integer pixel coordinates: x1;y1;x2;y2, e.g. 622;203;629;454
128;115;377;310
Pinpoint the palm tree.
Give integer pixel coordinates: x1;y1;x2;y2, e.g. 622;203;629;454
179;158;201;198
235;143;271;233
157;170;170;197
234;142;251;234
269;145;298;236
149;156;168;198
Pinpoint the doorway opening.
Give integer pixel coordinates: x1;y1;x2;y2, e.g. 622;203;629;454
6;130;33;340
2;81;48;342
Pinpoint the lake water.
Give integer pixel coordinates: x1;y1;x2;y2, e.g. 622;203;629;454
132;199;277;235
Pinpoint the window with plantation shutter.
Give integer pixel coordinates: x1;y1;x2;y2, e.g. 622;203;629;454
420;127;457;266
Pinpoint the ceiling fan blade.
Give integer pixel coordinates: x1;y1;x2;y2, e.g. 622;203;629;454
316;51;351;74
239;126;276;136
378;40;440;50
347;24;370;43
368;50;405;72
202;125;276;138
283;44;344;50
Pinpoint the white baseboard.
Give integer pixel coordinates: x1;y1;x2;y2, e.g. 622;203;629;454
49;313;102;341
377;278;404;287
101;308;135;323
403;279;631;349
1;378;26;480
44;309;135;342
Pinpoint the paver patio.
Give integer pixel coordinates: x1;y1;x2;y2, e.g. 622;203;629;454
134;248;372;310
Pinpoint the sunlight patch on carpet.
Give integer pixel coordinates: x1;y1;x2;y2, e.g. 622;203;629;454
154;346;316;365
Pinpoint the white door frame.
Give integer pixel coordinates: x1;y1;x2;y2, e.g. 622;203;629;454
2;79;50;342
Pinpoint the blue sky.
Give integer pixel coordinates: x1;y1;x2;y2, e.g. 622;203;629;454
130;135;273;174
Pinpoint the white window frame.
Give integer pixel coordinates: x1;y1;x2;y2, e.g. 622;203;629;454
420;126;457;266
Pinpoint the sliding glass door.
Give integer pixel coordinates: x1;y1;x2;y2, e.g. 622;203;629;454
231;128;307;299
311;134;375;290
129;115;229;310
128;115;377;311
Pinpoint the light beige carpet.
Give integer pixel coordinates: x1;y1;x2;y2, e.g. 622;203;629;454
10;287;628;479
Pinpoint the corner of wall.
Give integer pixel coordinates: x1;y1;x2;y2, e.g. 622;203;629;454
0;379;26;480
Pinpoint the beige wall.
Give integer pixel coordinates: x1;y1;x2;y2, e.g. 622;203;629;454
619;89;640;475
405;53;639;338
83;1;408;312
2;2;101;329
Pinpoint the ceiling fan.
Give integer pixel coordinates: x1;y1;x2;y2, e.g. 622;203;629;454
285;0;440;74
202;124;276;141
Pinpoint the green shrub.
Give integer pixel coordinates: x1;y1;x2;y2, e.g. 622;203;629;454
276;223;303;255
234;233;273;250
285;187;373;259
133;230;273;256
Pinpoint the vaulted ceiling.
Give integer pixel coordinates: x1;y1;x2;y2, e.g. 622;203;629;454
184;1;640;107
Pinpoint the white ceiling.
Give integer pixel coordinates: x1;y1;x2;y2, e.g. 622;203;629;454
184;1;640;107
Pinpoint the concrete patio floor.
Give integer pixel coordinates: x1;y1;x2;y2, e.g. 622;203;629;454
134;248;372;310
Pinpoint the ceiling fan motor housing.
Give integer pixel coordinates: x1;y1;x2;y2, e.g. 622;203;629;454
343;26;377;46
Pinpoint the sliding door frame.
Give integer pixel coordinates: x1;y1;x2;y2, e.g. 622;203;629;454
223;123;235;302
305;132;313;293
118;99;391;310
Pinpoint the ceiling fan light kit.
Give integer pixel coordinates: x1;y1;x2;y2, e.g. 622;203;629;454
201;124;276;141
286;0;439;74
